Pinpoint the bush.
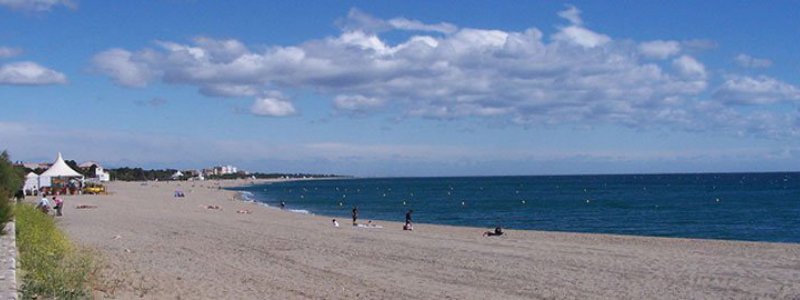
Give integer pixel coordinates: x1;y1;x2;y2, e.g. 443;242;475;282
0;150;23;234
15;204;95;299
0;190;11;235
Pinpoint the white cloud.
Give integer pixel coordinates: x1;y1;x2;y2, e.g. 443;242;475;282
0;47;22;58
199;84;260;97
0;0;74;12
0;61;66;85
734;53;772;68
387;17;457;34
638;40;681;59
552;5;609;48
672;55;706;79
89;7;798;139
553;26;610;48
333;95;386;113
339;8;458;34
713;75;800;105
91;48;155;87
557;5;583;26
250;95;296;117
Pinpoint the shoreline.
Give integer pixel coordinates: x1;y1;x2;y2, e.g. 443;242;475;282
46;180;800;299
235;184;800;246
225;178;800;245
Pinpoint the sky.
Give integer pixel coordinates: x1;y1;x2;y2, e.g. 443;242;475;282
1;0;799;177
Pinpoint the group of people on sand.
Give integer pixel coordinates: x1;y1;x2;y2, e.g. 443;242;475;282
342;206;503;236
344;206;411;230
35;195;64;216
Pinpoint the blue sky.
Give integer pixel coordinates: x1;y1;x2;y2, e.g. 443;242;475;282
1;1;798;176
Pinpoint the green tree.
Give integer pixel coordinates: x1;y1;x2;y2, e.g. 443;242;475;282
0;150;24;234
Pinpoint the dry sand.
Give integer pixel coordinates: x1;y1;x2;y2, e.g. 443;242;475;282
43;180;800;299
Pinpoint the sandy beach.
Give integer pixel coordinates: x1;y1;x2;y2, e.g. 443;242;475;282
40;180;800;299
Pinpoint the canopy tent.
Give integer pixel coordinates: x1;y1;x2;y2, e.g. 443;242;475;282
23;172;39;194
39;153;84;192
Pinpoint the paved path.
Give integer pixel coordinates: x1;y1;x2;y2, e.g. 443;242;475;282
0;221;18;300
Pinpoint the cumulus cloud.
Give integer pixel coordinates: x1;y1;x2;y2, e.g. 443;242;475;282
0;61;67;85
0;47;22;58
250;93;296;117
734;53;772;68
91;48;155;87
713;75;800;105
672;55;706;79
638;40;681;59
0;0;74;12
89;6;798;139
552;6;609;48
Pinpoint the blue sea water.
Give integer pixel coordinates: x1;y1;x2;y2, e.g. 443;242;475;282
229;173;800;243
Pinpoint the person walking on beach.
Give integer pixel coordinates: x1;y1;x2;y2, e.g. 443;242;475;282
53;196;64;216
280;201;286;209
403;209;414;231
352;206;359;225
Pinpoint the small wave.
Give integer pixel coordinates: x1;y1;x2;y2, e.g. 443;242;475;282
236;191;256;202
288;209;311;215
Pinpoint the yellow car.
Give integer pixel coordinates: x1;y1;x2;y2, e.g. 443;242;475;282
84;186;105;194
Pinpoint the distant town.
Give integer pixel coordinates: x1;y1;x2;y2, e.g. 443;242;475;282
15;154;344;183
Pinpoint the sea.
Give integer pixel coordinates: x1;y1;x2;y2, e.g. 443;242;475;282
228;172;800;243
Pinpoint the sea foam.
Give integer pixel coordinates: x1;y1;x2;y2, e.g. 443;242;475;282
236;191;255;202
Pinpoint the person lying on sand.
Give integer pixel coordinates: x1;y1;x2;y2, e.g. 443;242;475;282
75;205;98;209
356;221;383;228
483;227;504;237
236;209;252;214
206;205;222;210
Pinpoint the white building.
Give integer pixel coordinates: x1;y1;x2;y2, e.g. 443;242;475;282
79;161;110;182
204;165;238;176
220;165;237;175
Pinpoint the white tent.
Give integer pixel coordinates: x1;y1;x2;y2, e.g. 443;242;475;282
39;152;84;189
23;172;39;193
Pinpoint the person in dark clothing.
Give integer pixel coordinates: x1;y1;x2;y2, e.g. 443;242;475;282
483;226;504;237
352;206;359;225
14;190;24;202
405;210;413;223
